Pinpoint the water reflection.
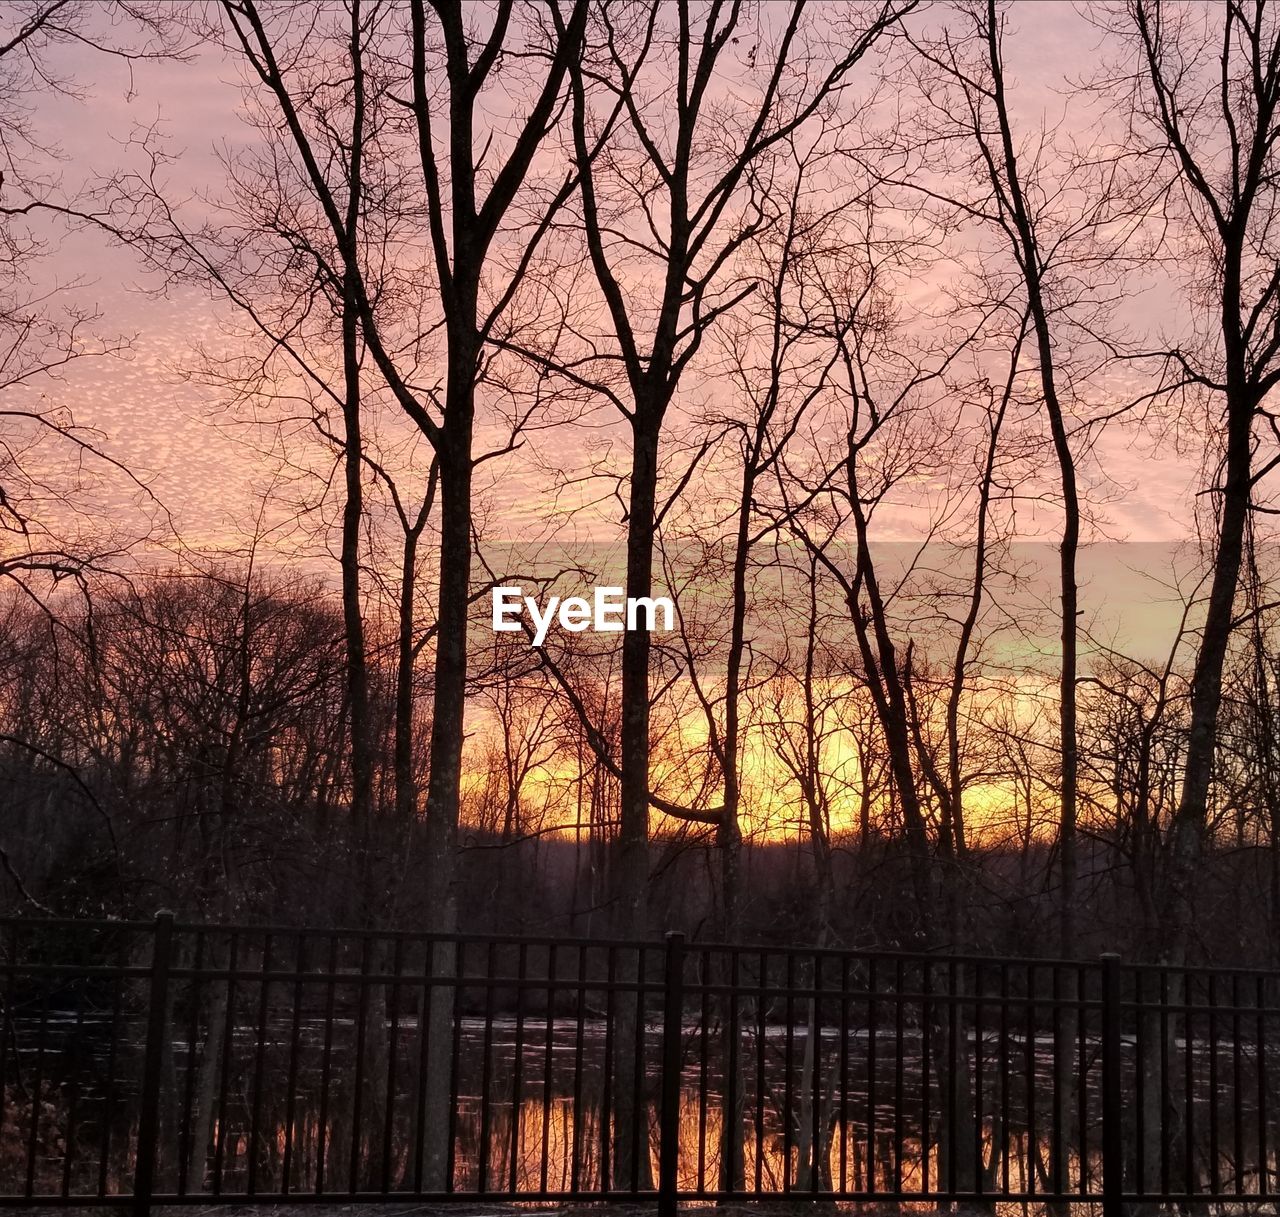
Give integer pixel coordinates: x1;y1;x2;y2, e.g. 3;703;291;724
0;1008;1274;1204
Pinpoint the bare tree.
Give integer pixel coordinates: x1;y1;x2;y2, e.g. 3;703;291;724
774;198;985;940
559;0;912;951
201;0;586;936
1107;0;1280;965
0;2;182;607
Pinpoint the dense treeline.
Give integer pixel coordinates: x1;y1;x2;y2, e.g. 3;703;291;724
3;0;1280;975
1;562;1279;971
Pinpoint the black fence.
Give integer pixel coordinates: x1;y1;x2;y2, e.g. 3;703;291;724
0;914;1276;1214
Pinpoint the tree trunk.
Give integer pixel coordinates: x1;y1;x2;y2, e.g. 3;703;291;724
395;520;422;828
611;415;658;1192
1161;267;1254;961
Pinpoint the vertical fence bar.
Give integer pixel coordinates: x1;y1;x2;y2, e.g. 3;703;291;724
24;983;48;1198
176;930;204;1197
727;947;742;1195
1184;968;1196;1195
838;955;850;1194
1232;972;1244;1198
1077;961;1089;1197
659;931;686;1217
539;942;557;1195
570;945;587;1196
811;952;824;1196
99;971;123;1198
753;950;766;1195
696;948;709;1192
998;962;1009;1195
1101;953;1123;1217
383;935;404;1195
893;957;905;1195
133;911;174;1217
783;950;796;1193
973;962;984;1199
1209;972;1220;1193
281;932;305;1196
509;942;527;1196
630;945;648;1192
1257;975;1269;1198
600;947;615;1194
247;933;272;1197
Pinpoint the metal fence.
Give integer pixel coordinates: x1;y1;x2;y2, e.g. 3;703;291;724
0;914;1276;1214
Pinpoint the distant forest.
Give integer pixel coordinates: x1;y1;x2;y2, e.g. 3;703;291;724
3;1;1280;969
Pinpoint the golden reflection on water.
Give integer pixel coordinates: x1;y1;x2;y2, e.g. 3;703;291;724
443;1089;1107;1199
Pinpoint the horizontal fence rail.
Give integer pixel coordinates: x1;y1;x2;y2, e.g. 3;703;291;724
0;915;1275;1213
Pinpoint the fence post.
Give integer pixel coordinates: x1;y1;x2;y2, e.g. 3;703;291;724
133;910;174;1217
658;931;686;1217
1101;952;1123;1217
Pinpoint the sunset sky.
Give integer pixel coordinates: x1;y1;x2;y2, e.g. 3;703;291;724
20;0;1203;564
